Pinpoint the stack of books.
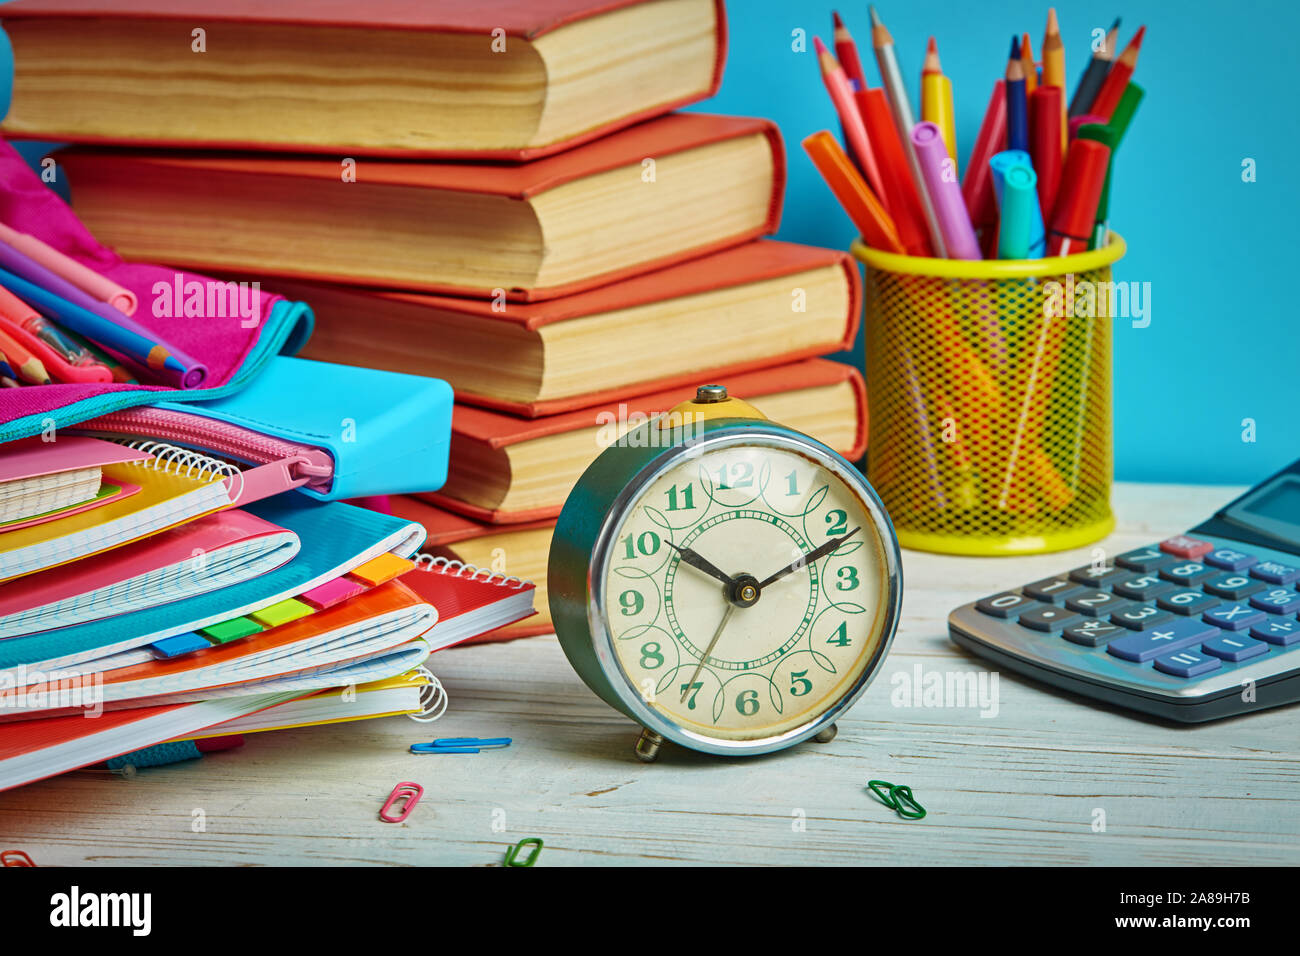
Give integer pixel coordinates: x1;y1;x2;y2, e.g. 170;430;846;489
2;0;868;641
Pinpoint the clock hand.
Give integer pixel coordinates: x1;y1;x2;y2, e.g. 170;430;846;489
756;526;862;590
681;602;736;702
668;542;735;588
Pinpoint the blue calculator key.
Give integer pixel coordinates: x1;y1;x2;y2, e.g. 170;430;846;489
1064;590;1130;617
1250;616;1300;646
1203;573;1265;600
1110;605;1174;630
1153;649;1223;678
1204;548;1258;572
1202;633;1269;663
1203;603;1266;631
976;592;1038;618
1250;561;1300;585
1019;606;1083;632
1114;547;1174;572
1062;620;1128;647
1158;561;1216;587
1112;573;1173;602
1023;577;1085;603
1156;589;1221;616
1249;588;1300;615
1068;563;1127;586
1107;618;1220;662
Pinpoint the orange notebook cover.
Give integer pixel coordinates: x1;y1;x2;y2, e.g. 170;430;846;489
57;113;785;302
0;0;728;160
291;240;860;417
419;358;869;524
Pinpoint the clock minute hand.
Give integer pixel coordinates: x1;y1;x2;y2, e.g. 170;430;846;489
668;542;735;587
756;526;861;590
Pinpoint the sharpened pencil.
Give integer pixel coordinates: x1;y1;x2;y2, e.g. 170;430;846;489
1069;16;1120;117
1088;25;1144;122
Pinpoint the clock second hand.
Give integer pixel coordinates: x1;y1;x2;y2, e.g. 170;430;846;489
682;601;736;703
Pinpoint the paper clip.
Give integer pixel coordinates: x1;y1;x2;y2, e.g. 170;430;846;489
379;782;424;823
867;780;927;820
1;850;36;867
503;837;543;867
410;737;512;755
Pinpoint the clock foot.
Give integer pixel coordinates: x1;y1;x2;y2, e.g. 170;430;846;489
634;728;663;762
812;723;838;744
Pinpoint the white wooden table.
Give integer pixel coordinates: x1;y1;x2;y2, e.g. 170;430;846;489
4;482;1298;866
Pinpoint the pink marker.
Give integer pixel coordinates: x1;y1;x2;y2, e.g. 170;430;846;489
911;121;981;260
0;222;136;315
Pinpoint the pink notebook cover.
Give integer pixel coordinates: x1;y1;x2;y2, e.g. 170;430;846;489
0;508;289;623
0;435;148;482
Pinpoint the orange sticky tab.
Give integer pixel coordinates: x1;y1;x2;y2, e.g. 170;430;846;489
348;553;415;587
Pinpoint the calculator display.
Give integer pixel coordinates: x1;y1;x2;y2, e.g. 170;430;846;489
1242;479;1300;523
1223;475;1300;549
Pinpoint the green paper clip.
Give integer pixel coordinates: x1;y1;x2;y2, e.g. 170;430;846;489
503;837;543;867
867;780;927;820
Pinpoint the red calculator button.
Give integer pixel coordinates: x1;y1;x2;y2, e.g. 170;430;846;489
1159;536;1214;559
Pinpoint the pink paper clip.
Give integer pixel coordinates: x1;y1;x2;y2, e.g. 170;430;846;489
2;850;36;867
379;782;423;823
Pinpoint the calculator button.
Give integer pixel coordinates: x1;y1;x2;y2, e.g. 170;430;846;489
1158;562;1216;587
1203;573;1265;600
1107;618;1220;662
1115;547;1175;572
1062;620;1128;647
1202;633;1269;663
1112;573;1174;602
1018;606;1082;632
1159;536;1215;560
1249;561;1300;585
1204;548;1258;572
1065;590;1131;617
1153;649;1222;678
1111;605;1174;630
1156;589;1221;616
976;592;1038;618
1068;564;1127;586
1203;603;1266;631
1248;588;1300;615
1250;616;1300;646
1023;577;1085;604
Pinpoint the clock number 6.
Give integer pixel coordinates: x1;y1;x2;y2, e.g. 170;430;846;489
736;689;760;716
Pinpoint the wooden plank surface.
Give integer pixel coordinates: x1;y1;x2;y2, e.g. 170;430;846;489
3;482;1298;866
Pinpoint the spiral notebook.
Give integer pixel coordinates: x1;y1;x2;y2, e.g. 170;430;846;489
0;435;148;527
398;554;537;646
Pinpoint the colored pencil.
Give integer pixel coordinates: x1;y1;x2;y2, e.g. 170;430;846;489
1020;32;1038;95
832;11;869;91
856;87;934;256
1005;37;1029;153
813;36;887;207
0;323;50;384
803;131;906;254
1088;25;1144;122
921;36;958;172
962;79;1008;233
870;5;947;257
1069;16;1119;118
1041;7;1067;152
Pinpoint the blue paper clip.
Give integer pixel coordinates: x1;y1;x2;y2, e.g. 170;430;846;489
410;737;513;755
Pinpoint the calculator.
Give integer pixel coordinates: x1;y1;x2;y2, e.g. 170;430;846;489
948;457;1300;722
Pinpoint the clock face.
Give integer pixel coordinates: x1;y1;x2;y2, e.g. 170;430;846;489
599;437;892;742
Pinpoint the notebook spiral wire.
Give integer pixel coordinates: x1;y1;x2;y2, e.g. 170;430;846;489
406;665;449;723
112;439;240;482
411;553;531;589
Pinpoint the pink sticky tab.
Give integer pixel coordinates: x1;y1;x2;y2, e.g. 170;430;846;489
300;576;367;611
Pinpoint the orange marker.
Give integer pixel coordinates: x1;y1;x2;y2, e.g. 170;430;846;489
1089;25;1145;122
813;36;887;208
803;131;906;254
1020;32;1038;95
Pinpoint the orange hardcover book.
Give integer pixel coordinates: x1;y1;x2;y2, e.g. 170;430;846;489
57;113;785;302
284;240;858;416
1;0;727;159
416;358;868;524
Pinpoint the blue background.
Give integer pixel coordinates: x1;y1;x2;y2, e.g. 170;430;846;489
688;0;1297;486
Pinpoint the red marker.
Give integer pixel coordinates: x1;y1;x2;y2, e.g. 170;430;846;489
1047;138;1111;256
1029;85;1063;219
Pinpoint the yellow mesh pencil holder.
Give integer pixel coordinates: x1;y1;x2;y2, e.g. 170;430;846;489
854;234;1126;556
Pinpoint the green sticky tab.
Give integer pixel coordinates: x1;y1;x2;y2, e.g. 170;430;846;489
200;616;264;644
249;598;315;629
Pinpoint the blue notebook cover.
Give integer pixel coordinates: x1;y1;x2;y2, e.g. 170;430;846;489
0;497;424;671
158;356;453;500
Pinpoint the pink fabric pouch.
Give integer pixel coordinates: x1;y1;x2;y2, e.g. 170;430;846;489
0;139;313;443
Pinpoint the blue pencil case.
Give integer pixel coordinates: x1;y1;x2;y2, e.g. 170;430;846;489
68;356;453;501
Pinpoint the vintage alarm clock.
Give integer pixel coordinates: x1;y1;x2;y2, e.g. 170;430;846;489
549;384;902;760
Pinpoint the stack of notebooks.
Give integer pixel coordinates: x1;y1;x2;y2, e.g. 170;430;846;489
2;0;868;642
0;433;535;790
